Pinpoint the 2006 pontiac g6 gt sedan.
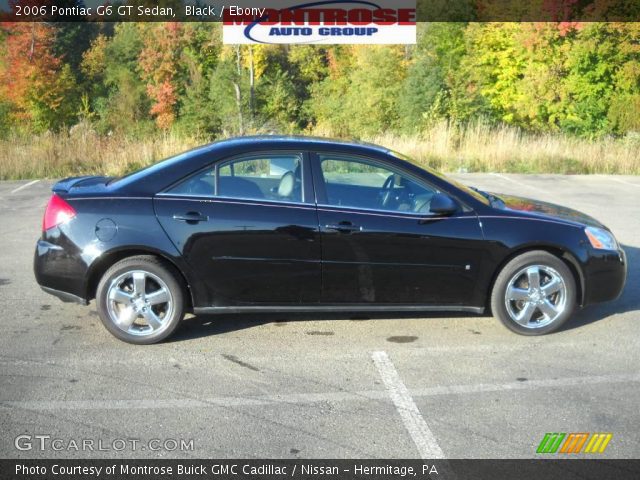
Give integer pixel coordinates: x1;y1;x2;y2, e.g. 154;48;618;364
34;136;627;344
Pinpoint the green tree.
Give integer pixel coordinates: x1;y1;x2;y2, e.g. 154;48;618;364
398;23;472;132
208;47;249;136
176;24;222;136
561;23;640;136
346;46;406;136
81;23;150;134
308;46;406;137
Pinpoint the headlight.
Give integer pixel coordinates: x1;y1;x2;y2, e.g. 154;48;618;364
585;226;618;250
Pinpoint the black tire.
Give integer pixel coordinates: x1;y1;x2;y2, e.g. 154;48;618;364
490;250;576;335
96;255;185;344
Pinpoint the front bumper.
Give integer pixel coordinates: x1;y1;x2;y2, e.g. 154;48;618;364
582;247;627;306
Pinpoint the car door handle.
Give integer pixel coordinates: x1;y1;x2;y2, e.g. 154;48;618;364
173;212;209;223
325;222;363;233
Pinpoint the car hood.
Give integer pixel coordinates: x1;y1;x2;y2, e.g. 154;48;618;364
490;193;605;228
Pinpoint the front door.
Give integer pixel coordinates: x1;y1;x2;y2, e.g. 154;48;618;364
312;153;485;306
154;152;321;307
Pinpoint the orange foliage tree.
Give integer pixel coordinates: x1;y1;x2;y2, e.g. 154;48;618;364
138;22;184;130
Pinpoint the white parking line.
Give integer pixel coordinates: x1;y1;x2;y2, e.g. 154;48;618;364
371;351;445;459
0;392;388;411
11;179;40;194
1;372;639;412
489;173;547;193
411;372;640;396
610;177;640;188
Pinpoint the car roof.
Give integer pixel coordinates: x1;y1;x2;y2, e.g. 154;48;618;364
203;135;391;154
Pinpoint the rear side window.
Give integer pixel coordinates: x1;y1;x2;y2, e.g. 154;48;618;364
165;154;303;202
166;167;215;196
218;155;303;203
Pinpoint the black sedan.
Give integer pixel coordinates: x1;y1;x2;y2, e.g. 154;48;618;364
34;136;627;344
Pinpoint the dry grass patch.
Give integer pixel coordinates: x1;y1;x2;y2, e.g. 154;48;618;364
0;130;202;180
369;122;640;174
1;122;638;180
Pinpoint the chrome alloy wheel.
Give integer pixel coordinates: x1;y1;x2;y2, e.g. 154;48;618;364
504;265;567;329
106;270;174;336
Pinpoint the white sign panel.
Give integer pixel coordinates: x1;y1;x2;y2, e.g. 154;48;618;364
222;1;416;45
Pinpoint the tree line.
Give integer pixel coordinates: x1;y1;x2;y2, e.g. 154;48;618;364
0;22;638;140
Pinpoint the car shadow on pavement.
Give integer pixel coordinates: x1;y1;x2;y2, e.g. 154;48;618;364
169;244;637;342
171;310;479;343
561;244;638;332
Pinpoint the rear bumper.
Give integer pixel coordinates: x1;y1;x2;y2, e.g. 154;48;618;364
34;237;90;304
40;286;88;305
582;247;627;306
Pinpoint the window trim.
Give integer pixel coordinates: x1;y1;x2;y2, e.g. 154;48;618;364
316;203;477;220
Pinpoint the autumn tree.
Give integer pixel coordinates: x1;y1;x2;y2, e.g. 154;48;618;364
138;22;184;130
0;22;76;131
1;19;638;140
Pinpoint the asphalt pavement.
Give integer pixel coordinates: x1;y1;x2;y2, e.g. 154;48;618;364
0;174;638;459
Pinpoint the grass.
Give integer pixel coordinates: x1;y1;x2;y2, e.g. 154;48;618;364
369;122;640;175
0;122;639;180
0;128;203;180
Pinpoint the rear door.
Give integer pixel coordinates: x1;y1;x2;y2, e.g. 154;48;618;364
154;151;321;307
312;152;485;306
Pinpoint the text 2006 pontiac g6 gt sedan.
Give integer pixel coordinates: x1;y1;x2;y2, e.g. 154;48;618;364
34;136;626;344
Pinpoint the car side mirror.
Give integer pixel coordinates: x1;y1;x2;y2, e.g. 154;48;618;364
429;193;458;216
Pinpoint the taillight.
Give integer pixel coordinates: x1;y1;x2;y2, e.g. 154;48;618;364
42;194;76;231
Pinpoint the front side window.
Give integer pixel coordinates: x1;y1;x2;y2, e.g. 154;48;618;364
391;149;490;206
320;156;437;213
218;155;303;203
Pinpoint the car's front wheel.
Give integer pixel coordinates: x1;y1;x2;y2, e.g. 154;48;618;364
96;255;185;344
491;250;576;335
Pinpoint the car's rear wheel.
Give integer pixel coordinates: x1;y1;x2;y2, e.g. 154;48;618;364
96;256;185;344
491;251;576;335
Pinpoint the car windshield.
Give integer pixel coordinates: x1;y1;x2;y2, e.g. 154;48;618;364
390;150;490;205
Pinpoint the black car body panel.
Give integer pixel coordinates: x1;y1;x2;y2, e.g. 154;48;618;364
316;207;486;305
154;197;322;306
35;198;189;303
34;136;627;314
493;193;606;228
